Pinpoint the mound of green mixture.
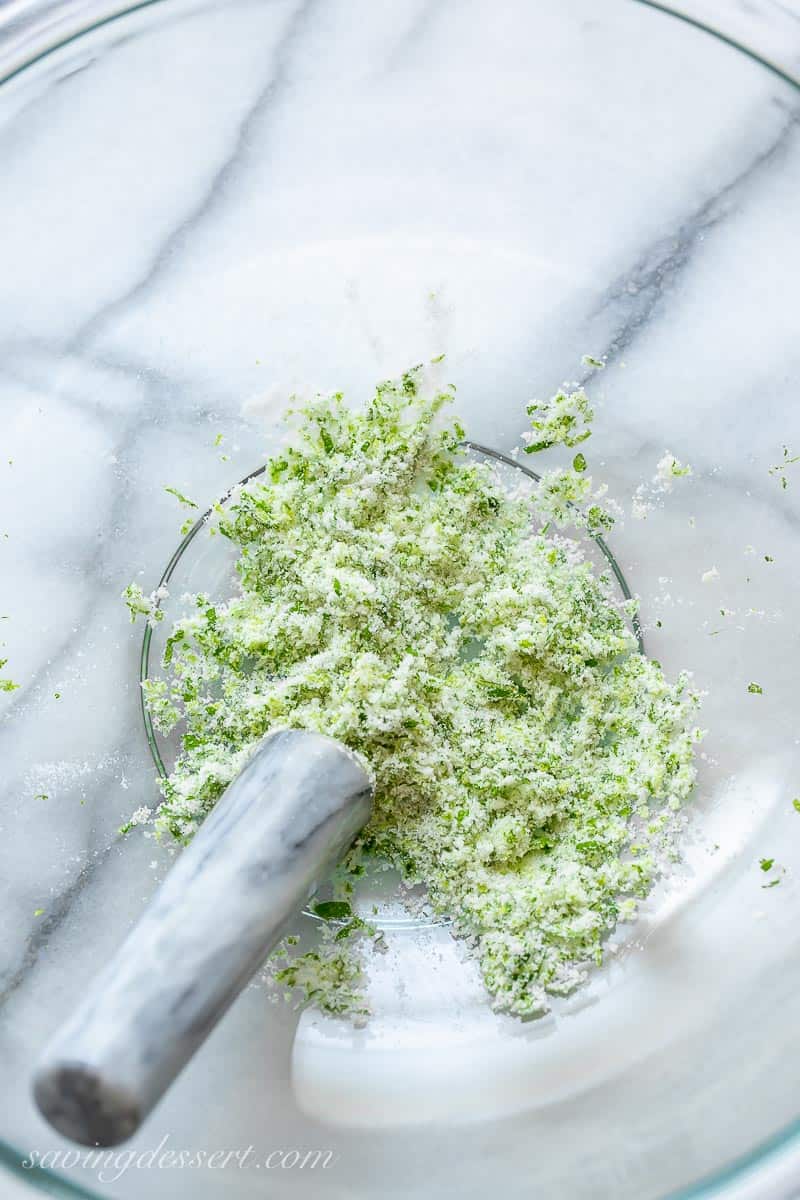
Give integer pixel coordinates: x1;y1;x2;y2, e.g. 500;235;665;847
128;365;701;1018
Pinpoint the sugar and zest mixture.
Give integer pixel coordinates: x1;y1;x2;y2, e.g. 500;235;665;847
133;367;701;1018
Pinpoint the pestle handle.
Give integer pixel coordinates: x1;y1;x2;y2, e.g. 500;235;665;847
33;729;373;1146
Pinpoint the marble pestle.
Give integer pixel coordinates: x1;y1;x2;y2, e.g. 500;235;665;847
32;729;374;1147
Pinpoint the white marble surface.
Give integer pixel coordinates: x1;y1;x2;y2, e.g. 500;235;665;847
1;2;800;1199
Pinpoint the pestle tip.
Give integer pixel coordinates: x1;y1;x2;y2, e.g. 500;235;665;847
33;1062;141;1147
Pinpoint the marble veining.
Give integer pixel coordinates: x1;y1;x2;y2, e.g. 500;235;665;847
68;0;321;356
586;100;800;368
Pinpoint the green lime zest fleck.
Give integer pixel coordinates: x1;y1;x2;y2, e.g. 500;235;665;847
313;900;353;921
123;583;165;625
769;445;800;488
164;486;198;509
0;655;19;692
524;387;593;453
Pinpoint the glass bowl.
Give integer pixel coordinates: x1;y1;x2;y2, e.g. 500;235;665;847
0;2;799;1198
